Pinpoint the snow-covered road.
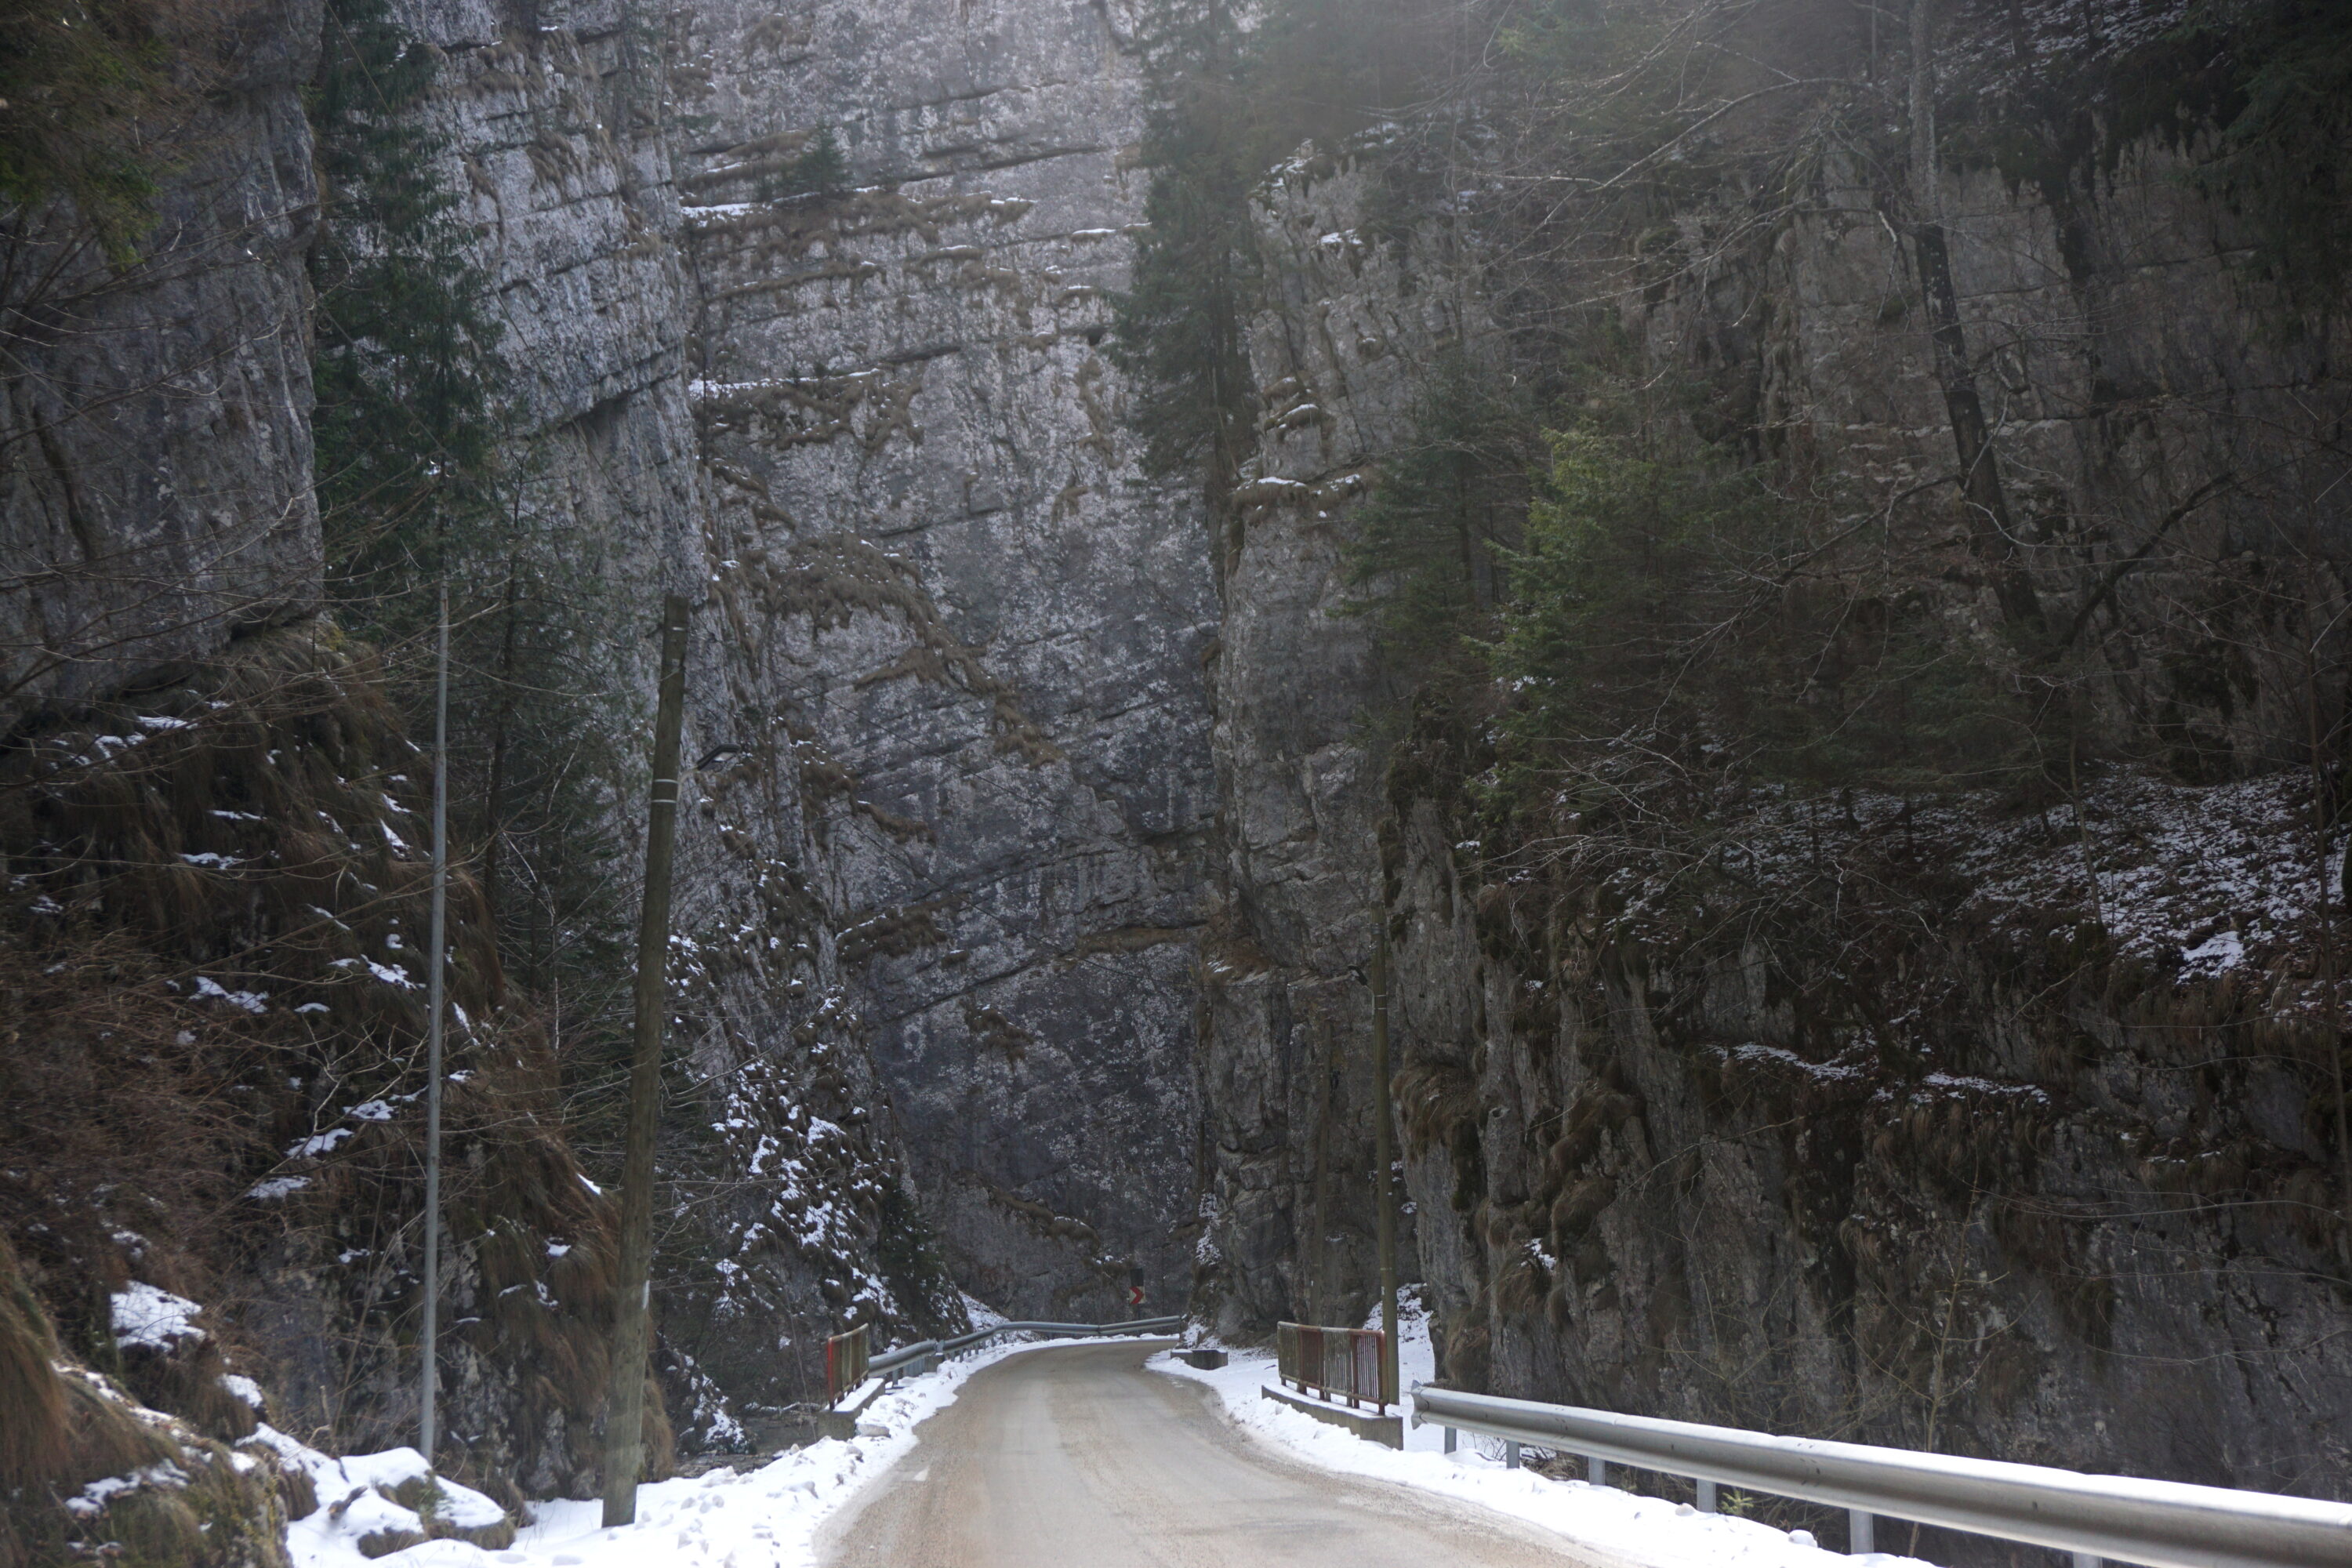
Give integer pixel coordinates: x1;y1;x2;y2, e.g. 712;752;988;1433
813;1340;1615;1566
282;1320;1932;1568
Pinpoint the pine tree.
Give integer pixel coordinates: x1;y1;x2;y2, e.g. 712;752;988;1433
310;0;505;568
309;0;632;1030
1109;1;1260;495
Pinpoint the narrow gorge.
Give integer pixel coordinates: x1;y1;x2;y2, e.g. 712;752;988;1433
5;1;2350;1563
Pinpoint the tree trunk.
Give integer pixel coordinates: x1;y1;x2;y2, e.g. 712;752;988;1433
1908;0;2041;628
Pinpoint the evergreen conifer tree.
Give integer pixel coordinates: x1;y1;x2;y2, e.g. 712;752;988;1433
310;0;632;1036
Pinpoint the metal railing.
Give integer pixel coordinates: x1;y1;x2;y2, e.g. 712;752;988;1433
1412;1384;2352;1568
826;1314;1181;1408
1275;1322;1394;1414
879;1315;1185;1375
822;1323;870;1408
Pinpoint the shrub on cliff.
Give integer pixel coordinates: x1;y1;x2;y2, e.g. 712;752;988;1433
0;0;207;257
756;125;848;203
1494;420;2037;803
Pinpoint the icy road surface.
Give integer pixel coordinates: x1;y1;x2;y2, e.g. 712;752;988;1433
814;1340;1617;1567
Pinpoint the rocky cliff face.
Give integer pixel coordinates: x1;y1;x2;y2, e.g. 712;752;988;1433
665;0;1216;1323
1194;112;2352;1518
394;0;1217;1406
0;0;325;731
11;0;2351;1525
1192;152;1460;1337
4;0;1211;1482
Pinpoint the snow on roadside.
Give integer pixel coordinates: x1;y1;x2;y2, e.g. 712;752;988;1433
278;1334;1140;1568
251;1428;510;1564
1151;1328;1938;1568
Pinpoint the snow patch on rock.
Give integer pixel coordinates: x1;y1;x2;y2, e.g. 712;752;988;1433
111;1282;205;1351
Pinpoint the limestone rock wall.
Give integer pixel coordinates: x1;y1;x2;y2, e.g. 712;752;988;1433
1195;154;1462;1336
664;0;1217;1322
6;0;1218;1466
384;0;866;1443
0;0;326;731
1194;120;2352;1517
380;0;1216;1422
383;0;1219;1410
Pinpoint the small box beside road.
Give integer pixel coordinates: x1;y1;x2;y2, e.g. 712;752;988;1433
1184;1348;1229;1369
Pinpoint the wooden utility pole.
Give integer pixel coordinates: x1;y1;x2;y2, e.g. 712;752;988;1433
1372;919;1399;1406
601;593;690;1528
419;583;449;1468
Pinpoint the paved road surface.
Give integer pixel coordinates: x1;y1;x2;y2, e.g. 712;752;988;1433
815;1341;1612;1567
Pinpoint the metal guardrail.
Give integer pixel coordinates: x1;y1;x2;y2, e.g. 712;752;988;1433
812;1314;1182;1440
822;1323;870;1408
855;1316;1185;1382
1275;1322;1393;1414
1412;1384;2352;1568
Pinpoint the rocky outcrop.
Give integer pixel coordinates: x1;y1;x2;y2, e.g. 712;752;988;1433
0;0;325;732
1382;747;2352;1499
666;0;1216;1320
347;0;1220;1426
1195;107;2352;1527
1;1233;298;1568
1193;152;1464;1336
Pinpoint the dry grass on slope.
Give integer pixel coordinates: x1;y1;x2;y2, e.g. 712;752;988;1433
0;626;667;1519
1;1234;295;1568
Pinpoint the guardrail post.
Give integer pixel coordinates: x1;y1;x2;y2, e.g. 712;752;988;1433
1443;1426;1456;1454
1588;1454;1607;1487
1849;1509;1874;1555
1504;1440;1521;1470
1695;1479;1715;1513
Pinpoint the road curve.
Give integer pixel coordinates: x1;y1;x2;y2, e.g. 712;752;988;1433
815;1341;1614;1567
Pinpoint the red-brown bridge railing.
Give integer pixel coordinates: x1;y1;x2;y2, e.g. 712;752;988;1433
1274;1321;1392;1414
823;1323;871;1408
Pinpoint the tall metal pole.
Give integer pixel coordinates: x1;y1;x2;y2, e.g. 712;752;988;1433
602;593;690;1528
1372;918;1399;1406
419;583;450;1468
